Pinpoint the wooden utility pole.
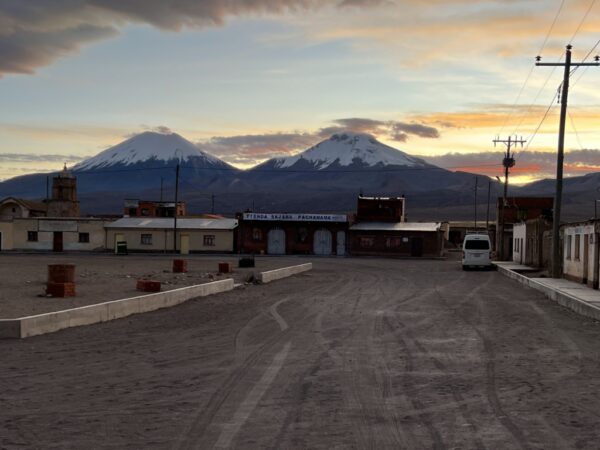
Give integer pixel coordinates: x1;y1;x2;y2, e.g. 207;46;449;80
486;179;491;231
536;45;599;277
493;135;526;260
173;163;180;253
474;176;479;229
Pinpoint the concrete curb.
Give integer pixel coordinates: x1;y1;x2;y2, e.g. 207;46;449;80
493;263;600;321
257;263;313;284
0;279;234;339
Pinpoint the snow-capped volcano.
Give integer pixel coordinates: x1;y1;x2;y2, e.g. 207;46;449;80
74;131;230;171
270;133;427;170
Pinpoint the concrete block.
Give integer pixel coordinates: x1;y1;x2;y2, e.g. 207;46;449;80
46;282;76;297
219;262;232;274
0;279;235;339
0;320;21;339
137;279;161;292
48;264;75;283
173;259;188;273
257;263;313;284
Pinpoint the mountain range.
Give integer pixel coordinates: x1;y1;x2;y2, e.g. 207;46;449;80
0;131;595;221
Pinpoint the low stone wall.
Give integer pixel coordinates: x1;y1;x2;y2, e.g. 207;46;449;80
0;279;234;339
257;263;313;284
494;263;600;322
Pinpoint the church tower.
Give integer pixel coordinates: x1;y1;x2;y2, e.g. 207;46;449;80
46;164;80;217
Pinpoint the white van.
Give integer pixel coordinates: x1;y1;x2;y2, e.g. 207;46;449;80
462;233;492;270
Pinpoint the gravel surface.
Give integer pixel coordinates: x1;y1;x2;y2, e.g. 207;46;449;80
3;256;600;449
0;253;301;318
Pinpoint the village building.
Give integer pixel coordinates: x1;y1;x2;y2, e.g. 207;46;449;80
236;212;348;256
447;221;489;248
3;217;110;252
0;197;47;219
496;197;553;260
562;220;600;289
124;199;186;217
348;196;445;257
513;217;552;268
105;217;237;254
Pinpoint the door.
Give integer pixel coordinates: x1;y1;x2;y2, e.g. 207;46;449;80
180;234;190;255
336;231;346;256
584;234;590;283
313;229;332;256
53;232;63;252
114;233;125;254
411;237;423;257
267;228;286;255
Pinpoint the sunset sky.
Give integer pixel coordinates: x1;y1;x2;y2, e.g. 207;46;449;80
2;0;600;183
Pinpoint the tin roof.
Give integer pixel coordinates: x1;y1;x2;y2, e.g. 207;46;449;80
106;217;238;230
350;222;442;232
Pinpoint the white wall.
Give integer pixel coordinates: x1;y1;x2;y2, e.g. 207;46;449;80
563;224;596;284
513;223;526;264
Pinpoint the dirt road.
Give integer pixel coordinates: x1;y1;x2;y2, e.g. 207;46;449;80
3;257;600;449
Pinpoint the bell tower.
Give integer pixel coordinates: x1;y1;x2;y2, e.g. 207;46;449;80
46;164;80;217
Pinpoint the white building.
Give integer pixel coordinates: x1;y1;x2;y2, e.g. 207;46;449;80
512;222;526;265
562;220;599;288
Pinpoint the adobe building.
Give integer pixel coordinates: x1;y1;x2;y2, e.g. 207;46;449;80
562;220;600;288
348;196;445;257
496;197;553;260
512;217;552;268
124;199;186;217
0;197;47;219
46;165;80;217
105;217;237;253
237;212;349;256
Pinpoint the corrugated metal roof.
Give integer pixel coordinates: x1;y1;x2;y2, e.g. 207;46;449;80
105;217;238;230
350;222;442;232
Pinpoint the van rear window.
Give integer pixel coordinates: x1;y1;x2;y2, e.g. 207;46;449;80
465;240;490;250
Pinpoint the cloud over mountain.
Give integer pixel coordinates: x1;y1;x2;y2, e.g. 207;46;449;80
200;117;442;166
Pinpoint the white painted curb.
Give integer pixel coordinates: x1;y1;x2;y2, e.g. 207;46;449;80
0;278;234;339
257;263;313;284
493;263;600;321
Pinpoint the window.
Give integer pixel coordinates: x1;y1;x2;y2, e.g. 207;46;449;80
575;234;581;260
566;235;572;260
464;240;490;250
385;237;402;248
27;231;38;242
140;233;152;245
252;228;262;241
78;232;90;243
359;236;375;248
204;235;215;246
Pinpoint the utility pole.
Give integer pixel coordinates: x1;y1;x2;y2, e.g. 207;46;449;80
160;177;164;202
211;194;215;215
474;176;479;229
537;45;600;277
486;179;491;231
493;135;526;260
173;163;180;253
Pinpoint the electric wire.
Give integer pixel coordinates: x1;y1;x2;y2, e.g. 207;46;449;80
497;0;566;136
569;0;597;44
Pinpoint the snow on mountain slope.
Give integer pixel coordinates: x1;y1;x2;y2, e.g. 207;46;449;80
273;133;426;169
74;131;228;171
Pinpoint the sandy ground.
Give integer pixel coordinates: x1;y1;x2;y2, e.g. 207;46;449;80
3;256;600;449
0;253;303;319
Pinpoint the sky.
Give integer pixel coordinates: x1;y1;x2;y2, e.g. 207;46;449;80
2;0;600;184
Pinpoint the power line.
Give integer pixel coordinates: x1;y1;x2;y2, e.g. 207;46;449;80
568;109;585;150
569;0;597;44
497;0;566;136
